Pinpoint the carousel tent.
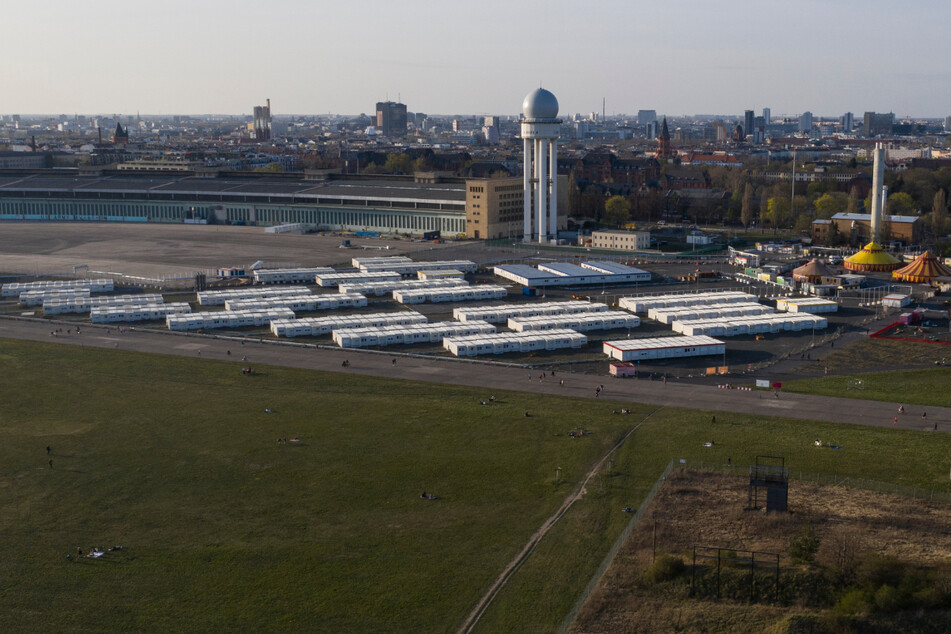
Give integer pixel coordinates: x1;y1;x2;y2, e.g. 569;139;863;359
792;258;836;283
844;241;902;272
892;251;951;283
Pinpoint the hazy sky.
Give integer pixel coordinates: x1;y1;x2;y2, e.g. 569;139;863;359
3;0;948;118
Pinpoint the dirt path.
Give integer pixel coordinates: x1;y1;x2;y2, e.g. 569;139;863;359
456;407;663;634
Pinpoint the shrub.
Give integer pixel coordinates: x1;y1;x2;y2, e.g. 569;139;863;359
834;587;871;616
857;554;904;589
789;522;820;565
873;584;902;613
643;554;686;584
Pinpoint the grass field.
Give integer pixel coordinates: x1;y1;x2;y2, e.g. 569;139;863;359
4;339;951;632
785;366;951;409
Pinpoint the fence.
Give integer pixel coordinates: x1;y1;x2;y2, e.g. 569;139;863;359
558;459;674;634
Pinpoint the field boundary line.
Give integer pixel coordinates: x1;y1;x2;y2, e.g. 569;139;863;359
558;458;674;634
457;407;664;634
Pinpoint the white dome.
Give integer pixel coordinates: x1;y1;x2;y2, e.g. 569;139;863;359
522;88;559;120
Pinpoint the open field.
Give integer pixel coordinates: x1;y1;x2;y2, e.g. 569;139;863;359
571;469;951;633
5;339;951;631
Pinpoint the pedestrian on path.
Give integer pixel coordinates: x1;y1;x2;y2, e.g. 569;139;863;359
49;459;53;469
894;416;898;425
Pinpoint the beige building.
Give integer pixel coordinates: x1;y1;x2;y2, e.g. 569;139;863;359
465;175;569;240
590;229;651;251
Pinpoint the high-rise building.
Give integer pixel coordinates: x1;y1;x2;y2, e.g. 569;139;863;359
945;116;951;131
841;112;854;132
744;110;754;138
253;99;271;141
798;111;813;133
637;110;657;126
762;107;771;126
376;101;408;138
863;111;894;137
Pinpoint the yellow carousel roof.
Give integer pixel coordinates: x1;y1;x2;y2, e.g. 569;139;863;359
844;241;902;272
892;250;951;283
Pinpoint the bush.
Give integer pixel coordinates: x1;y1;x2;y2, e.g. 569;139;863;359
834;587;871;616
873;584;903;613
857;554;904;588
789;522;820;565
643;554;686;584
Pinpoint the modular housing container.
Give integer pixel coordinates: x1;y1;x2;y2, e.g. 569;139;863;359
493;261;649;288
167;308;295;331
251;267;335;284
648;302;770;325
603;335;726;361
224;293;367;312
332;320;495;348
315;271;402;287
2;278;114;297
444;329;587;357
270;311;427;338
358;260;477;275
775;297;838;313
579;261;652;280
91;303;191;323
393;285;507;304
882;294;912;308
19;289;92;306
417;269;465;280
43;293;165;315
338;278;466;297
507;311;640;333
453;300;608;324
197;286;310;306
671;313;827;336
350;256;414;269
619;291;755;314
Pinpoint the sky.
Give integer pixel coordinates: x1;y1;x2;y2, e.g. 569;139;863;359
2;0;949;118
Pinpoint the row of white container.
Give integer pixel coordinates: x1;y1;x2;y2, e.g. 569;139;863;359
91;303;191;323
251;268;335;284
197;285;310;306
619;291;755;314
351;256;413;269
168;308;295;331
393;285;508;304
270;311;427;337
358;260;478;275
2;278;114;297
332;321;496;348
775;297;839;313
338;278;466;297
417;269;465;280
444;329;588;357
648;302;772;325
43;293;166;314
603;335;727;361
508;311;641;333
453;300;608;324
316;271;402;287
224;293;367;312
671;313;828;337
20;289;91;306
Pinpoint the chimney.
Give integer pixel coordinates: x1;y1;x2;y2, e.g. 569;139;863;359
870;143;885;242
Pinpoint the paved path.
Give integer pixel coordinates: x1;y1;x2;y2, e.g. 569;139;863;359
2;316;948;432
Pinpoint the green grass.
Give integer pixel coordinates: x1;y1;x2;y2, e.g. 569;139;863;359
784;367;951;408
4;338;951;632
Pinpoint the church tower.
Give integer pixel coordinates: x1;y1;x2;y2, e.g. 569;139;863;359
657;117;672;160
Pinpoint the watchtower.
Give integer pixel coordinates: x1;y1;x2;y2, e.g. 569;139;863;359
748;455;788;512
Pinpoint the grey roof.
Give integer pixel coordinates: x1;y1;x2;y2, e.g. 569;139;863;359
494;264;551;279
832;212;919;223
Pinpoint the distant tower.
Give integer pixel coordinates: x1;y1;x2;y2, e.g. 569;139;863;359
113;122;129;146
253;99;272;141
870;143;885;242
520;88;561;243
657;117;673;160
744;110;754;138
376;101;408;138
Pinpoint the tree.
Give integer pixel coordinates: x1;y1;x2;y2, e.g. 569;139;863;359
813;192;848;219
253;161;284;173
579;185;606;219
603;195;632;227
766;197;790;229
741;183;754;228
886;192;915;215
789;522;820;565
932;189;948;236
384;153;413;174
413;156;433;173
847;186;861;214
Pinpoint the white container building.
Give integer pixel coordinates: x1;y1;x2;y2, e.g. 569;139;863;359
493;261;649;288
338;278;466;297
333;321;496;348
315;271;402;287
43;293;166;315
351;256;414;269
91;303;191;323
270;311;427;338
619;291;755;314
252;268;335;284
2;278;113;297
197;286;310;306
648;302;770;325
224;293;367;312
393;285;507;304
20;289;91;306
603;335;726;361
508;311;640;332
775;297;838;313
167;308;295;331
444;329;588;357
453;300;608;324
671;313;827;337
882;294;912;308
358;260;478;275
417;269;465;280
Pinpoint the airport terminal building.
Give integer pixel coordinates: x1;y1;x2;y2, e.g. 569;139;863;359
0;171;533;239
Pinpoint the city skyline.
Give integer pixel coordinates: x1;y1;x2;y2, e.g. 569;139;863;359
3;0;949;118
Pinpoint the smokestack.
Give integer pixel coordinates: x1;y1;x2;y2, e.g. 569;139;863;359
870;143;885;242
